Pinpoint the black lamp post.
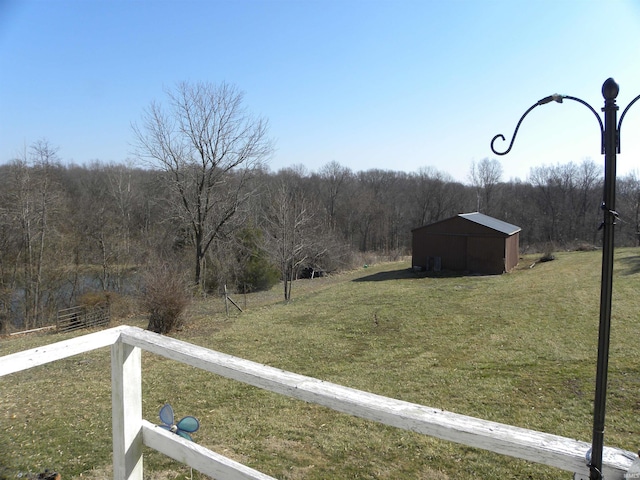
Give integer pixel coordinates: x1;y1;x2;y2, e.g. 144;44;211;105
491;78;640;480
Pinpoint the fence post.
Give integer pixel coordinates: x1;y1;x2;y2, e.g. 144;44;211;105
111;339;143;480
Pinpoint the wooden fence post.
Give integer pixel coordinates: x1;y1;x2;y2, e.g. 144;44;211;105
224;285;229;317
111;339;143;480
224;284;243;316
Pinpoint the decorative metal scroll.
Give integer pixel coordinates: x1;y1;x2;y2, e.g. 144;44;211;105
490;94;605;156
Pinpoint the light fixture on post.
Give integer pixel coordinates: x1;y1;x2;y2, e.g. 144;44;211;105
491;78;640;480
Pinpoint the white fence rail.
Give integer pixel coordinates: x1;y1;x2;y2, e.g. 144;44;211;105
0;326;636;479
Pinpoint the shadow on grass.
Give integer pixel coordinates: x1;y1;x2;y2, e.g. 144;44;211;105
352;268;472;282
618;255;640;275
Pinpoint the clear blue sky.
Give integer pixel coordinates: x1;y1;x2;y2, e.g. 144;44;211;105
1;0;640;182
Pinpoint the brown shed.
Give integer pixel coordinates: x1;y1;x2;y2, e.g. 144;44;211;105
411;212;521;274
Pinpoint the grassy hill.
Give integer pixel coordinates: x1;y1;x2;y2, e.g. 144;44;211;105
1;249;640;479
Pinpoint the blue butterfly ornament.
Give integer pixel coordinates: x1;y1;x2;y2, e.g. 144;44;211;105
158;403;200;441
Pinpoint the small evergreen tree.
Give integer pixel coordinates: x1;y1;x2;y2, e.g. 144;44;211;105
235;227;280;293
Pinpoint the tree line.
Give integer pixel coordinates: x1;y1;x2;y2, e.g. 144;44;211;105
2;81;639;331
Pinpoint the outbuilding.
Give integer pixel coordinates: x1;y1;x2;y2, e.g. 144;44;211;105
411;212;521;274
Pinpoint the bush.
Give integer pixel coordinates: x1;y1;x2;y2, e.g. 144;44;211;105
538;242;557;263
237;253;280;292
234;227;280;293
78;291;110;306
539;252;556;263
140;264;190;334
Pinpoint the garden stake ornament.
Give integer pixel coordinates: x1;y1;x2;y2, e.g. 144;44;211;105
158;403;200;441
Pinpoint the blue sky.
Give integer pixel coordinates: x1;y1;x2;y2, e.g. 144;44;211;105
1;0;640;182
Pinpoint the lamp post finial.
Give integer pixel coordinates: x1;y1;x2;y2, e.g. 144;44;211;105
602;78;619;100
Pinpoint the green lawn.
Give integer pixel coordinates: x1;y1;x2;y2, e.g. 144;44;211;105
1;249;640;479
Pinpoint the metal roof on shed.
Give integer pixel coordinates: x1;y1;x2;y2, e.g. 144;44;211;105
458;212;521;235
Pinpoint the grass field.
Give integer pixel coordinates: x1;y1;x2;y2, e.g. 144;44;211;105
1;249;640;479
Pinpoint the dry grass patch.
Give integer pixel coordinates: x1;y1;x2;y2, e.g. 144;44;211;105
2;250;640;479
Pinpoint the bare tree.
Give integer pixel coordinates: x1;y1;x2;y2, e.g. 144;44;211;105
614;170;640;246
317;161;352;231
469;158;503;214
71;162;125;291
261;169;327;301
133;82;273;287
4;140;65;328
528;160;602;246
411;166;459;226
572;159;602;243
529;163;567;244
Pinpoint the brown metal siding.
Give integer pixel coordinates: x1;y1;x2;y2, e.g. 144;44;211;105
413;234;467;271
415;216;497;236
412;216;520;274
504;232;520;272
466;236;505;274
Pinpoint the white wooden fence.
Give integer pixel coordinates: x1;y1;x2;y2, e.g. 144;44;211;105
0;325;636;479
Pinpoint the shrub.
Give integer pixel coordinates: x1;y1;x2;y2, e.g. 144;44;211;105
234;227;280;293
539;242;556;263
539;252;556;262
237;253;280;293
78;291;110;306
140;264;190;334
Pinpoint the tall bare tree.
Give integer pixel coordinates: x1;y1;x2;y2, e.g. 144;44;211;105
262;170;316;301
5;140;64;328
469;158;503;214
316;161;352;231
528;160;602;245
411;166;459;226
618;171;640;246
133;82;273;287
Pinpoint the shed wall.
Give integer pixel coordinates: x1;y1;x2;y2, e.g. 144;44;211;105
412;234;467;271
466;236;506;274
504;232;520;272
412;217;520;274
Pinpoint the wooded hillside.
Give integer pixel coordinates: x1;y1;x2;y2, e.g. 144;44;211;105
1;148;639;331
